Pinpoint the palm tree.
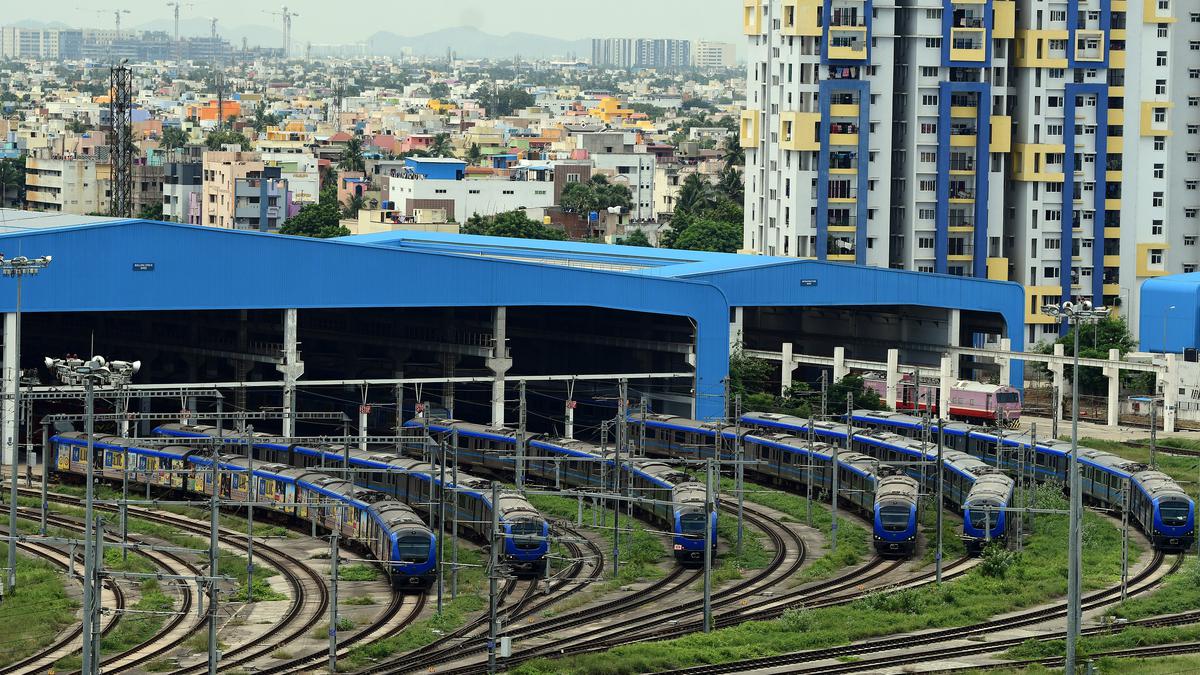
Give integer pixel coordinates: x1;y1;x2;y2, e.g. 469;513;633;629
427;133;455;158
717;166;744;204
339;136;366;173
0;157;24;209
676;173;717;215
721;137;745;171
342;193;367;218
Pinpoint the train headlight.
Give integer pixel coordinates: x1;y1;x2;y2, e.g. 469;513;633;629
673;544;683;551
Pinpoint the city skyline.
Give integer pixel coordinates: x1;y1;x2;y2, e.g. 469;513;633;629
17;0;743;46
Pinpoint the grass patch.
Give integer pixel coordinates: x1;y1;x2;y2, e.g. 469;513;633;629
707;505;770;587
344;595;377;605
230;577;287;602
919;494;967;563
0;546;79;667
184;631;226;654
1106;556;1200;621
721;478;872;583
341;543;486;670
143;658;176;671
338;564;380;581
103;547;157;573
270;648;294;659
310;616;356;640
101;579;175;652
509;484;1136;675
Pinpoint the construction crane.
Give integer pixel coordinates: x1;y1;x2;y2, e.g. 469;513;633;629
209;18;219;41
79;8;131;40
263;6;299;60
165;2;193;45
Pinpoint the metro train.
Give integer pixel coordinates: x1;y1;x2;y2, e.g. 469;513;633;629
861;374;1023;426
752;409;1196;552
153;424;552;575
629;414;921;557
401;418;720;564
50;432;438;587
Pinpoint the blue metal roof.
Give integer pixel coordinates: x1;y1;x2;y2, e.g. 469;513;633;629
1139;273;1200;353
0;217;1026;420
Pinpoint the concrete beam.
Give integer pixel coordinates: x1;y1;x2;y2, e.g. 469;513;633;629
488;307;512;428
1050;343;1066;424
276;308;305;437
781;342;794;395
885;349;899;410
2;313;15;465
1104;348;1120;428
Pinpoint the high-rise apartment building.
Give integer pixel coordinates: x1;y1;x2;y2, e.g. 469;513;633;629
592;38;692;69
1;26;82;59
694;41;738;69
742;0;1200;344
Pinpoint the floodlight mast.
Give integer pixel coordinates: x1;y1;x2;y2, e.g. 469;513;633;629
1040;299;1108;675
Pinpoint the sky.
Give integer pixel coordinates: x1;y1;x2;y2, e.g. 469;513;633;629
22;0;743;44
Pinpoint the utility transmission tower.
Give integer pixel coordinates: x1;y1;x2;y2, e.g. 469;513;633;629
109;62;134;218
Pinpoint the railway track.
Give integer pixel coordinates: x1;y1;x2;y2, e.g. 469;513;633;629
411;500;809;674
363;521;607;674
0;520;126;675
20;487;334;675
655;551;1179;674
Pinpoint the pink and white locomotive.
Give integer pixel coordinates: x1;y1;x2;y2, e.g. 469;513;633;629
863;373;1022;427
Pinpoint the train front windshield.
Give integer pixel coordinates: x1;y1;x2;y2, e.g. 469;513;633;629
1160;501;1191;527
511;520;543;550
879;506;911;532
397;536;430;563
680;513;707;537
996;392;1020;403
968;508;997;529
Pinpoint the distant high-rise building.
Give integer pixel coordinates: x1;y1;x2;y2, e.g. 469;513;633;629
0;26;82;59
592;37;691;69
693;41;737;69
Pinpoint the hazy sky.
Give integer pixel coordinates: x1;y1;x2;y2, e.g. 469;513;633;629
23;0;743;43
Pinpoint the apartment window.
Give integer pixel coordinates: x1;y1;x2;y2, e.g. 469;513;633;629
919;208;935;220
1047;124;1063;136
1189;153;1199;162
1047;95;1063;108
1153;220;1164;235
920;66;938;77
1191;97;1200;108
1045;209;1062;221
1154;191;1165;206
1157;51;1168;67
1156;79;1168;95
1190;69;1200;79
1186;264;1199;273
1185;236;1198;246
1044;266;1061;279
1154;109;1167;123
1187;208;1199;218
920;123;937;134
1190;125;1200;134
918;236;934;248
1154;164;1165;178
1044;237;1061;250
1049;10;1066;22
1150;250;1164;265
1189;180;1200;190
917;265;934;273
1159;26;1169;38
925;38;942;48
921;94;939;106
1155;139;1166;151
1158;0;1169;10
468;189;481;194
1192;41;1200;51
566;173;581;183
919;179;936;192
925;9;942;19
920;151;937;163
1192;12;1200;22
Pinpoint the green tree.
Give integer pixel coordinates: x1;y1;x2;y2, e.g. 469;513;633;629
467;143;482;163
427;133;455;158
720;136;745;171
671;217;741;253
339;136;366;173
729;343;774;398
158;126;190;151
461;210;564;240
477;83;535;118
628;103;664;120
560;175;633;215
1036;316;1145;394
251;101;282;132
342;193;366;218
279;201;350;238
621;229;652;247
828;375;887;412
205;128;251;151
428;81;450;100
0;156;25;208
137;203;164;221
717;166;744;204
675;173;718;215
65;117;90;134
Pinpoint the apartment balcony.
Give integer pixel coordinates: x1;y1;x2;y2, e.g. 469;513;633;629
1074;31;1105;62
829;103;860;118
950;105;978;119
24;173;63;189
950;28;987;62
827;28;867;60
947;246;975;262
236;181;283;199
948;184;975;203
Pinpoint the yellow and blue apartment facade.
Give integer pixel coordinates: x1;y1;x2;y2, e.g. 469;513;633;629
744;0;1200;344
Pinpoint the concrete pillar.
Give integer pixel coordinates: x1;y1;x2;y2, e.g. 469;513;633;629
939;355;953;419
2;313;15;465
1104;348;1121;428
885;349;899;410
947;309;962;378
780;342;794;395
1050;343;1066;423
998;338;1012;386
1164;353;1178;433
276;308;305;438
488;307;512;428
730;307;744;351
442;354;456;418
833;346;848;381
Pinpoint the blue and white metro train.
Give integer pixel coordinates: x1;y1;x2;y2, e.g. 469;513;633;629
845;409;1197;551
152;424;551;575
630;414;921;557
401;418;720;564
748;409;1196;552
742;413;1015;554
50;432;438;587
